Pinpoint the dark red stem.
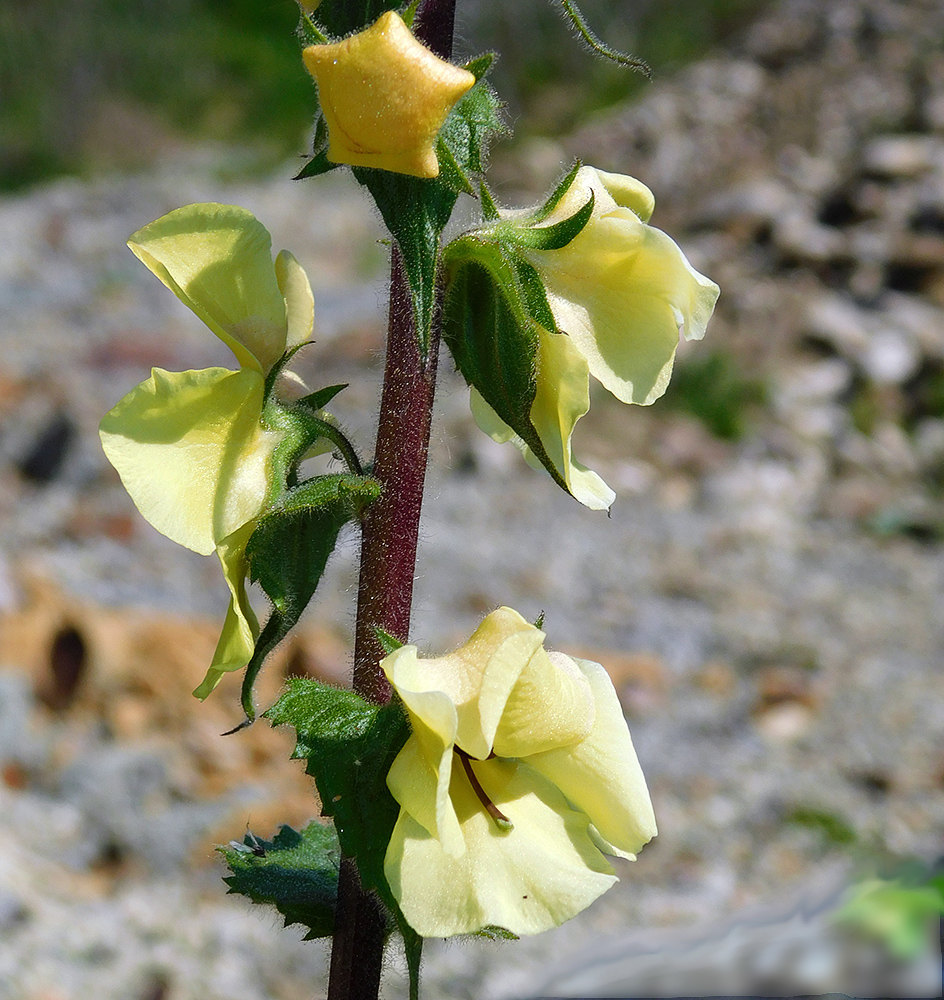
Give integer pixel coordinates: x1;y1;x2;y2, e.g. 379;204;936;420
326;5;456;997
350;248;439;703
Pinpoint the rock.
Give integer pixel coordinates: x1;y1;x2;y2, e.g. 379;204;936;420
863;135;944;177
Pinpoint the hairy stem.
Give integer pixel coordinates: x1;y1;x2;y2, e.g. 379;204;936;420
326;5;456;996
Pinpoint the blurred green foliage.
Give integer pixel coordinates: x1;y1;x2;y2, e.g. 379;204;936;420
836;871;944;959
659;349;767;441
786;806;858;847
1;0;770;191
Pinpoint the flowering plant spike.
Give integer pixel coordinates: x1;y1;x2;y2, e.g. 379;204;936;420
382;607;656;936
99;4;718;998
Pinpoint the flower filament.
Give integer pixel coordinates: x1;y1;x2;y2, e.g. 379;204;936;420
455;748;513;831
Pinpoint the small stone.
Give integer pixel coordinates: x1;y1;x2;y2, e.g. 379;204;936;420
863;135;942;177
754;702;815;742
693;659;737;697
861;327;921;385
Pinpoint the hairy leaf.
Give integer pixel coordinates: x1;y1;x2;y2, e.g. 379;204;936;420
221;823;340;940
265;678;411;904
235;478;379;723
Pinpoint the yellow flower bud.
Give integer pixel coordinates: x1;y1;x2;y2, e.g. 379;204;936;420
303;11;476;178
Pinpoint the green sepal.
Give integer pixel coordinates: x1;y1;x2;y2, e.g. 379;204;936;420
374;626;405;656
294;146;339;181
280;472;382;521
297;10;329;45
296;383;349;412
441;238;569;494
262;342;312;407
402;921;423;1000
480;182;500;222
497;191;594;251
526;160;582;225
400;0;422;28
265;678;411;912
295;117;338;181
220;823;340;940
473;925;519;940
435;55;505;196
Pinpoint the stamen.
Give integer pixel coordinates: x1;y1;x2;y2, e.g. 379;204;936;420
456;750;513;831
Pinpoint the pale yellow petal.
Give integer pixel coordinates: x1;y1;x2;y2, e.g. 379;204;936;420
386;731;465;857
526;657;657;857
470;386;516;443
596;168;655;222
99;367;280;555
275;249;315;352
470;340;614;511
127;204;289;373
384;757;617;937
383;608;544;760
536;206;719;406
529;328;616;510
493;649;594;758
193;521;259;699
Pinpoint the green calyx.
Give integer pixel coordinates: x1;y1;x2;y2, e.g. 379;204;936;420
441;166;595;498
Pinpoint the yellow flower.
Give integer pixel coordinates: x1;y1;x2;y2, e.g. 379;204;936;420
99;203;315;697
382;607;656;937
474;166;720;510
302;11;475;178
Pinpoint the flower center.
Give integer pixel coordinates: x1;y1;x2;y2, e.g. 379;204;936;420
455;748;513;832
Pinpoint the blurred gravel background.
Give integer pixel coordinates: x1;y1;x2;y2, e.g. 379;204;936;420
1;0;943;997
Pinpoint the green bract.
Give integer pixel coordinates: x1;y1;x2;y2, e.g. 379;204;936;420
381;607;657;937
99;203;316;698
443;165;720;510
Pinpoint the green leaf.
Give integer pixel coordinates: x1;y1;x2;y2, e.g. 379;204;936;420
234;477;379;724
441;240;568;494
310;0;403;37
221;823;340;940
836;875;944;959
354;168;458;358
265;679;411;906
